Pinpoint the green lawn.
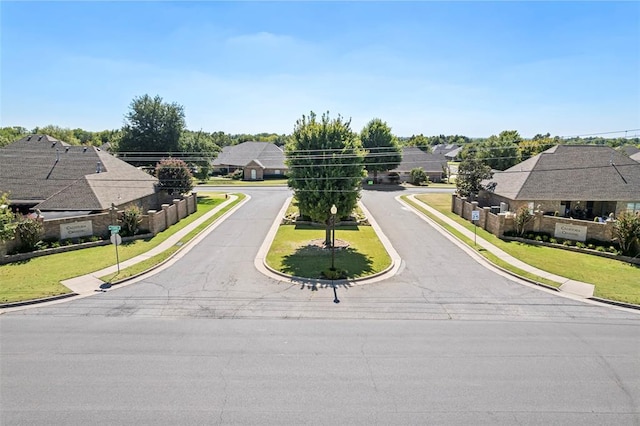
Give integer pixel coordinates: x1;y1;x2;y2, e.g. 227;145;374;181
0;193;243;303
266;224;391;279
409;194;640;305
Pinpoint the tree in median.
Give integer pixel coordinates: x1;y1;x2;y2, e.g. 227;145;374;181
286;112;365;246
456;158;493;197
156;158;194;195
360;118;401;183
117;94;186;166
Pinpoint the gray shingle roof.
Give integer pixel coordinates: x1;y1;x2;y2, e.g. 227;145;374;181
630;151;640;163
212;141;286;169
0;134;158;211
483;145;640;201
432;144;460;156
391;147;447;174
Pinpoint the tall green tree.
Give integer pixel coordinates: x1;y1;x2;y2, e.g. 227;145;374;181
405;134;431;152
179;130;220;180
286;112;365;245
456;158;493;197
117;94;186;166
156;158;194;195
0;127;29;148
360;119;401;183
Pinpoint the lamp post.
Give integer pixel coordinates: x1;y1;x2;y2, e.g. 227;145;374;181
330;204;339;303
330;204;337;270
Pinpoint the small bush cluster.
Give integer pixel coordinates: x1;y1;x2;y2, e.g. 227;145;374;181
503;231;622;256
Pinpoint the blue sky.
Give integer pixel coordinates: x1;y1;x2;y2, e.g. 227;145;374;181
1;1;639;138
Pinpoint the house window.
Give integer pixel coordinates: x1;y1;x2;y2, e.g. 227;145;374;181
627;202;640;214
275;170;281;175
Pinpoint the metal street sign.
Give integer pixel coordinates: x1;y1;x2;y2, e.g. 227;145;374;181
110;234;122;245
471;210;480;221
108;225;121;234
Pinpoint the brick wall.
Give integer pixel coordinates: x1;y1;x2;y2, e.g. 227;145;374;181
451;195;617;242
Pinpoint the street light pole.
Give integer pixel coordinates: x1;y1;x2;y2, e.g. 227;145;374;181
330;204;337;271
330;204;339;304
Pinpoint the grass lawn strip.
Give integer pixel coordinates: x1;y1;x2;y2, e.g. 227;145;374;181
407;194;640;305
266;224;391;279
0;194;241;303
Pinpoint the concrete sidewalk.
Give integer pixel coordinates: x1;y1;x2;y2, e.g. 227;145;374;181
400;194;596;298
61;194;244;296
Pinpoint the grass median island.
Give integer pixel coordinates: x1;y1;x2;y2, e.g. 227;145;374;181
0;193;242;304
266;223;391;280
407;193;640;305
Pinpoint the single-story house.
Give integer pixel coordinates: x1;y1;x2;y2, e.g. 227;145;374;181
212;141;287;180
0;134;159;219
432;143;461;160
373;146;448;183
478;145;640;219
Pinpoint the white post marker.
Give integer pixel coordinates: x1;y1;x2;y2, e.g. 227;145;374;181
471;210;480;245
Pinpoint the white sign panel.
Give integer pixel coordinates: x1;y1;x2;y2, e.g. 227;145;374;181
471;210;480;221
554;223;587;242
60;221;93;240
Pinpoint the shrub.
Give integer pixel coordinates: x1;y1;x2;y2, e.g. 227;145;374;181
576;242;586;249
0;192;17;242
514;207;533;237
121;205;143;237
15;218;44;252
562;240;573;246
587;243;595;250
542;235;549;242
409;167;428;186
595;246;606;252
534;235;542;242
549;238;558;244
322;268;347;280
612;211;640;257
89;236;100;242
229;169;243;180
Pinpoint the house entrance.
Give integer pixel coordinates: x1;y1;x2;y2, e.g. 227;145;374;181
250;169;257;180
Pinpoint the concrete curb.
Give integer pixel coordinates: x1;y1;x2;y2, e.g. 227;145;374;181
254;197;402;286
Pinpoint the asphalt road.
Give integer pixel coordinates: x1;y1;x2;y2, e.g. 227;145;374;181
2;186;639;424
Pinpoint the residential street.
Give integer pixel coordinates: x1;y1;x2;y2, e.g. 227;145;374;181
2;187;639;425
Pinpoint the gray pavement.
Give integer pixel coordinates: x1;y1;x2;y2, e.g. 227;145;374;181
2;187;639;425
400;194;597;298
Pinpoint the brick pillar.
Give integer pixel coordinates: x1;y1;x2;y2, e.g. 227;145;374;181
161;204;170;230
